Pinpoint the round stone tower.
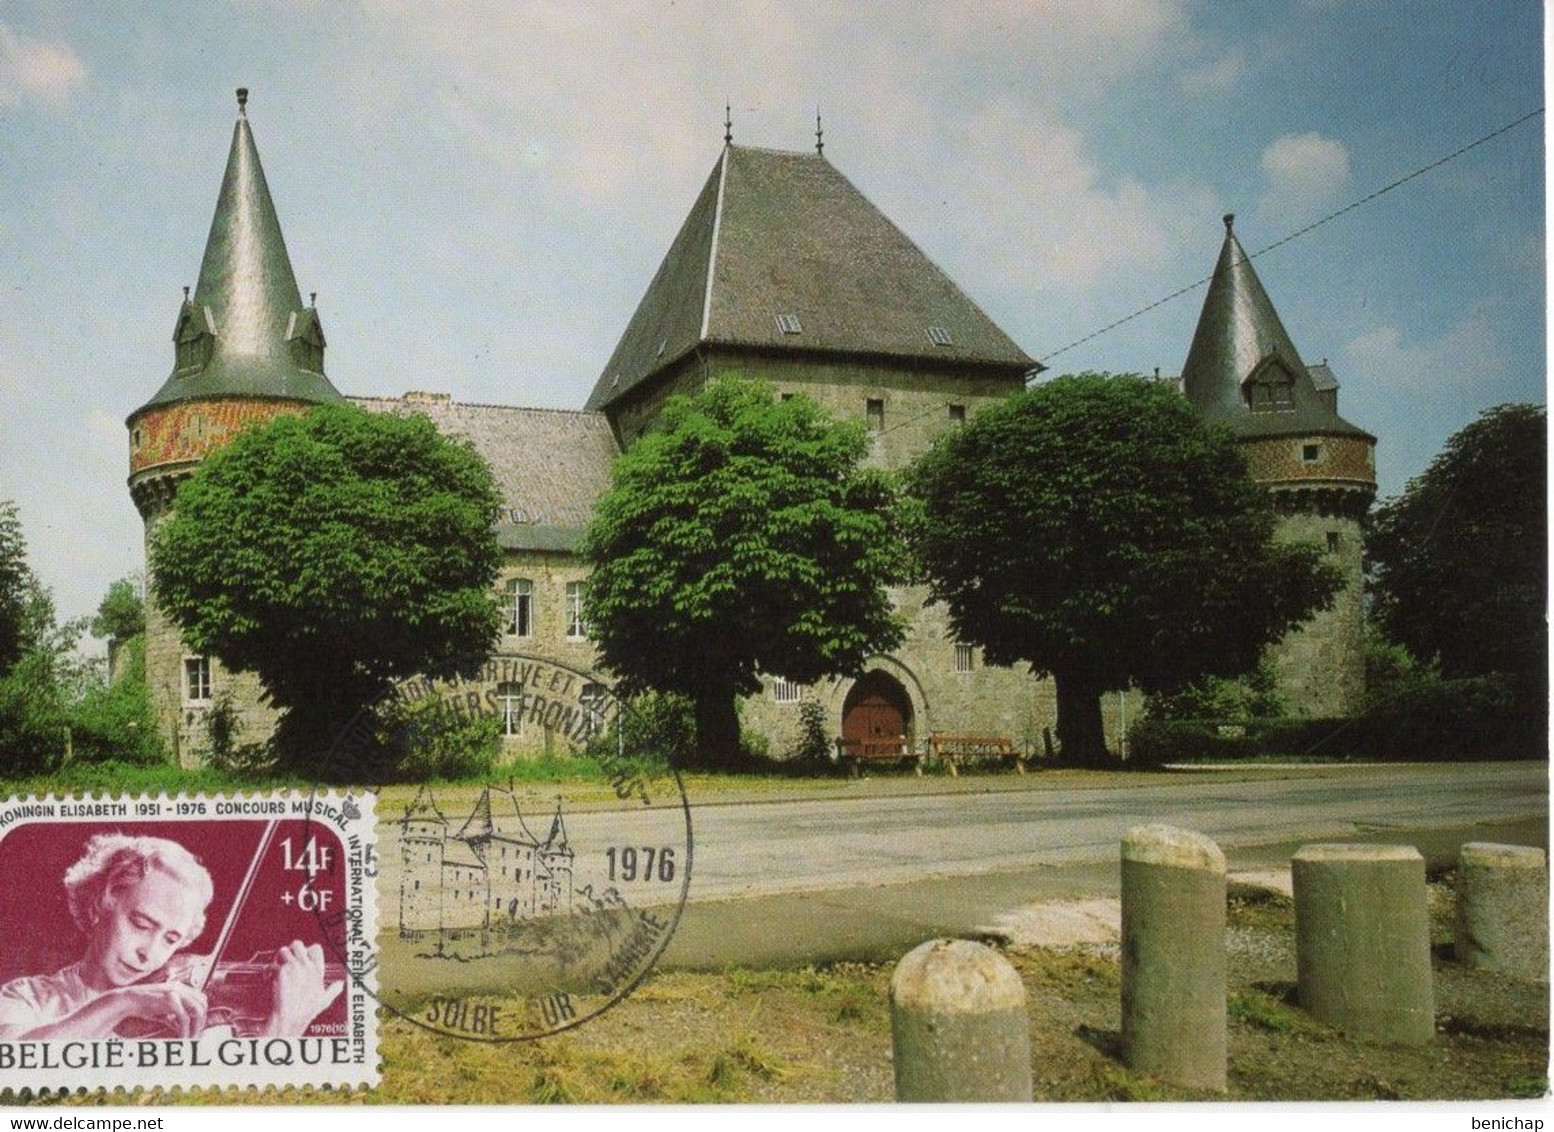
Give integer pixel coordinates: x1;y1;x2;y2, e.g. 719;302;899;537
1180;215;1377;717
128;90;342;762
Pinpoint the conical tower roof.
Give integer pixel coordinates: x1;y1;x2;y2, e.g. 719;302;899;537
133;89;341;417
455;787;495;842
1180;215;1368;439
587;143;1036;411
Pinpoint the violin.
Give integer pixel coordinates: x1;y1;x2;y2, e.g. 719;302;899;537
115;949;349;1039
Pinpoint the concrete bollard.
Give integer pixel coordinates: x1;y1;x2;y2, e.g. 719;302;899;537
1121;824;1227;1091
890;938;1032;1102
1292;843;1434;1043
1456;842;1549;980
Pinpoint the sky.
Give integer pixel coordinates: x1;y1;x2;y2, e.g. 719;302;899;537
0;1;1545;632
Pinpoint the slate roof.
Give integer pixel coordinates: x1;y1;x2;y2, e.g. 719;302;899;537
134;92;341;417
1180;216;1370;441
587;144;1036;411
350;394;619;552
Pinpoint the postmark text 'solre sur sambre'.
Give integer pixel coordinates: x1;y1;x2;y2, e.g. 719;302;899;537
0;792;378;1092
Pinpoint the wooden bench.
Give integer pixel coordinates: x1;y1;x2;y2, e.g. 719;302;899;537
927;733;1025;775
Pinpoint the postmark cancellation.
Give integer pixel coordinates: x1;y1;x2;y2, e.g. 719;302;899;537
0;791;378;1093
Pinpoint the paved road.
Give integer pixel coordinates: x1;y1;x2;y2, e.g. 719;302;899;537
676;761;1546;902
373;762;1546;973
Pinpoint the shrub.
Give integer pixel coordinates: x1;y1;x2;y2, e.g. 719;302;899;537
370;694;500;783
68;637;167;766
1130;672;1544;766
0;650;69;776
587;691;698;769
790;699;832;765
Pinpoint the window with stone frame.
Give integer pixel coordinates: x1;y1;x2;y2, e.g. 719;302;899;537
506;577;534;637
495;682;524;736
565;581;589;639
580;681;609;736
183;656;212;704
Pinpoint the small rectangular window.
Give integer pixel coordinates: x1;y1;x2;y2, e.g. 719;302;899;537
183;657;212;704
775;313;803;335
1302;443;1322;462
948;404;966;424
565;581;588;639
1326;531;1341;554
927;326;953;347
866;398;884;432
772;678;802;704
780;392;794;402
954;644;974;673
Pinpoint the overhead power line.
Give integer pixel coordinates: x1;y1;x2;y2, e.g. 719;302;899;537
1034;107;1545;367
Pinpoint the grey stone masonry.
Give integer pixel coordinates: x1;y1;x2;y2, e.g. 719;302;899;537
1292;843;1435;1043
889;938;1033;1102
1121;825;1227;1091
1455;842;1549;981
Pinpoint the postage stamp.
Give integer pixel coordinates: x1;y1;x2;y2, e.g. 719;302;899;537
322;653;692;1042
0;791;378;1093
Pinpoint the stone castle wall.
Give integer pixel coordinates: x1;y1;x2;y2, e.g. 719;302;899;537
1264;509;1368;718
1240;432;1375;488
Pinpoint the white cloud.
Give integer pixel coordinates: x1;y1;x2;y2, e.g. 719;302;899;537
1179;48;1246;95
0;23;85;108
1258;131;1351;221
1342;312;1500;390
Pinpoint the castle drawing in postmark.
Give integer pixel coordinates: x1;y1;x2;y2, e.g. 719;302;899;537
0;791;378;1093
324;653;693;1042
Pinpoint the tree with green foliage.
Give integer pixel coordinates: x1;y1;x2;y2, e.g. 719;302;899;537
904;373;1342;766
1367;404;1546;698
0;502;53;677
583;377;904;767
90;576;145;644
150;403;503;771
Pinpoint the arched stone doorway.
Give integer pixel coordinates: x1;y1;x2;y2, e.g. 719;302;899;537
841;670;914;758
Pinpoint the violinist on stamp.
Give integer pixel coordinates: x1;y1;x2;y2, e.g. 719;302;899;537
0;833;343;1040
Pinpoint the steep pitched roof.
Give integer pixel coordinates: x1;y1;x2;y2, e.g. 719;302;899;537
587;144;1036;410
351;394;619;551
135;91;341;416
1180;215;1370;440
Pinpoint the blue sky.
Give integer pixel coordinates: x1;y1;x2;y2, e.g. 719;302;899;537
0;1;1544;629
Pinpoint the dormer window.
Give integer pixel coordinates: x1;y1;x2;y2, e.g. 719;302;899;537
1244;357;1296;414
927;326;953;347
286;309;326;374
775;313;803;335
173;306;214;374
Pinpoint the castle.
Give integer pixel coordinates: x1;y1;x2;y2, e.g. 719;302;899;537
127;92;1375;763
399;784;574;937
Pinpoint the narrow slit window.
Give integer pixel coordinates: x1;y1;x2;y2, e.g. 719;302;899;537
866;398;884;432
1326;531;1341;554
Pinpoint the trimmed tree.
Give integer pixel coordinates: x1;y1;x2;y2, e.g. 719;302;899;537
1366;403;1546;694
582;377;904;767
903;373;1341;766
150;403;503;771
